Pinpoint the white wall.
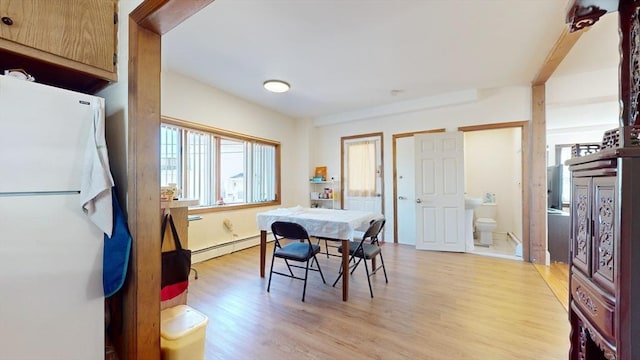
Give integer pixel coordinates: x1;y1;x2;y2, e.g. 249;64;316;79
98;2;310;263
98;0;144;209
464;128;522;240
94;2;612;260
546;67;619;164
311;86;532;241
161;71;306;262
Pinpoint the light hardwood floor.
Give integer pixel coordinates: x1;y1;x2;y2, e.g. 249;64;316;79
534;262;570;311
187;243;570;360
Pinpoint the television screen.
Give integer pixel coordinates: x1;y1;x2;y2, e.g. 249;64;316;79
547;164;563;210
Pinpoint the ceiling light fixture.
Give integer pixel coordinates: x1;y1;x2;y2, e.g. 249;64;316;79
263;80;290;93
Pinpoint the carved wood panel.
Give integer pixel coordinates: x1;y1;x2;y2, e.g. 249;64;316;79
619;0;640;127
571;270;616;343
592;177;616;294
571;302;617;360
572;177;591;274
629;6;639;126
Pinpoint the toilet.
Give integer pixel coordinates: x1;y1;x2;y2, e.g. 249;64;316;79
475;202;497;245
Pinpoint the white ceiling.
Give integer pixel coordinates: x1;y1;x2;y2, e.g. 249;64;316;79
162;0;620;123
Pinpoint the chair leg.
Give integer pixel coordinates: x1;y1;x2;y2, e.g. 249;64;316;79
316;237;330;259
332;263;343;287
267;251;277;293
350;257;364;274
313;255;326;284
333;252;356;287
301;258;310;302
283;259;294;276
378;253;389;283
363;257;374;298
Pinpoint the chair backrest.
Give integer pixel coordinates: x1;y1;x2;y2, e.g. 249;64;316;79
271;221;310;241
362;218;386;243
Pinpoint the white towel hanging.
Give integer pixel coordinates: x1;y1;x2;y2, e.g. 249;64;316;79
80;98;115;237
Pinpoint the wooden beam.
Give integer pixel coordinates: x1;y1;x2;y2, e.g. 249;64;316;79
113;17;163;359
118;0;216;358
131;0;215;35
530;84;547;264
527;20;590;264
532;26;587;86
520;121;531;262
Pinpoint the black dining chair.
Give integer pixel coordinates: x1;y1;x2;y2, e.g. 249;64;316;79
332;218;388;298
267;221;326;301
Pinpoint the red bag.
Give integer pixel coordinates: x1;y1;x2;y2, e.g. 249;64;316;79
161;214;191;301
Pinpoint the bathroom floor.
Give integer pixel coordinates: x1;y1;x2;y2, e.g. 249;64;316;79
471;235;520;260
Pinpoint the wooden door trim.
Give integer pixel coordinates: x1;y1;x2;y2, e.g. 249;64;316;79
391;129;445;244
123;2;585;356
120;0;214;358
340;132;384;214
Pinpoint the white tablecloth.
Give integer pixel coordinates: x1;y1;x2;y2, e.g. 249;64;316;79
256;207;383;240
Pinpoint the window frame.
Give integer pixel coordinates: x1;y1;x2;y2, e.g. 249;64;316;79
161;116;281;214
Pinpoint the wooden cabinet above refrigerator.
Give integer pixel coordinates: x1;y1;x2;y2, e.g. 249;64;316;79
0;0;117;93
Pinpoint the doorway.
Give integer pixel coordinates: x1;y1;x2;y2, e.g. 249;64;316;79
463;127;523;259
459;121;527;260
392;122;527;260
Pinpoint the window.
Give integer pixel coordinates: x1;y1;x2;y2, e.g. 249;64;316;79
161;117;280;210
346;140;377;197
556;145;571;205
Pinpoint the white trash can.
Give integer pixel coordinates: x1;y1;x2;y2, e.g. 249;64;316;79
160;305;208;360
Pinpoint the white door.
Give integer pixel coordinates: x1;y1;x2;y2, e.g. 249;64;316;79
395;137;416;245
342;135;383;214
415;132;465;251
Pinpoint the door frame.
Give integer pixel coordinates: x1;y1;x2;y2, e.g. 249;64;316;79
458;121;530;260
392;129;445;243
340;132;384;213
121;0;215;358
124;0;569;356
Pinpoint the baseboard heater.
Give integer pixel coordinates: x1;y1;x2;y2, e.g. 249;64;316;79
192;234;268;255
191;233;278;264
507;232;522;245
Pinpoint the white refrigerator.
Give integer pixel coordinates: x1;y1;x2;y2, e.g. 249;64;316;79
0;75;105;359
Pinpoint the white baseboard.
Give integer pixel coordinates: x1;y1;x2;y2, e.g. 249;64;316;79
191;235;265;264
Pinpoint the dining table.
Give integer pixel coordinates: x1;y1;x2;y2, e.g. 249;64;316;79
256;206;383;301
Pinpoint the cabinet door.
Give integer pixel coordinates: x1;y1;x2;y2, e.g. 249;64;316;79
591;176;616;294
571;176;591;275
0;0;115;72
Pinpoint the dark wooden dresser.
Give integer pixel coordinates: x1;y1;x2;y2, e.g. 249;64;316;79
566;140;640;359
563;1;640;359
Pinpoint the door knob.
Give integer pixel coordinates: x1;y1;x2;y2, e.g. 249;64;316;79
398;196;407;200
416;198;422;203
